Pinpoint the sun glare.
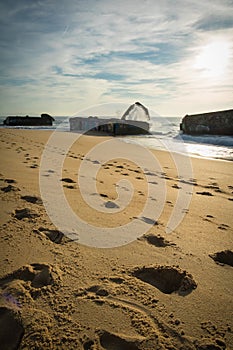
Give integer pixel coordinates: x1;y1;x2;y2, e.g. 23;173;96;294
194;40;231;78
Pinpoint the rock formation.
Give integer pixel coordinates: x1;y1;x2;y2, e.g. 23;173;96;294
3;114;55;126
180;109;233;135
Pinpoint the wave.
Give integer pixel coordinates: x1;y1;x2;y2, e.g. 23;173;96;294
176;133;233;147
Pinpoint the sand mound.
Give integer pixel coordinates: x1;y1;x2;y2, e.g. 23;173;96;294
133;266;197;295
0;264;61;306
0;307;24;350
0;263;54;289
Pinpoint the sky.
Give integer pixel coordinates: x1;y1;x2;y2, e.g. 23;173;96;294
0;0;233;117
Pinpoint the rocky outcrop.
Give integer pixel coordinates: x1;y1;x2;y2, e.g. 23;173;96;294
180;109;233;135
3;114;55;126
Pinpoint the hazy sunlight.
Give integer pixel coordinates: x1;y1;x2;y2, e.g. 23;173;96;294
194;40;231;78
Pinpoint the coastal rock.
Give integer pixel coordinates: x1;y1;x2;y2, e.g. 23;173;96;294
180;109;233;135
3;114;54;126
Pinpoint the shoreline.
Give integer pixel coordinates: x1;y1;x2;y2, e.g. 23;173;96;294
1;125;233;163
118;135;233;163
0;128;233;349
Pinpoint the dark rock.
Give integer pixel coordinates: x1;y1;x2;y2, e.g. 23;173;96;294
180;109;233;135
3;114;54;126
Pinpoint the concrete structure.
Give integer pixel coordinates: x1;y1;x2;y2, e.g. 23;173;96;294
180;109;233;135
3;114;54;126
69;116;150;135
69;102;150;135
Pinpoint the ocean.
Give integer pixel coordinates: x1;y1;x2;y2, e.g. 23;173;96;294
1;116;233;161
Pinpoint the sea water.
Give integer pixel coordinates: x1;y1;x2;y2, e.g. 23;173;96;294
123;116;233;161
1;116;232;161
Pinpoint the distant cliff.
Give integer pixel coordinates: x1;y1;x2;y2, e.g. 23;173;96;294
180;109;233;135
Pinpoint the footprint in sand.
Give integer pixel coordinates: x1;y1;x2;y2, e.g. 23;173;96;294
86;285;109;297
21;195;42;204
36;227;65;244
180;179;197;186
132;216;158;226
99;331;140;350
206;182;220;190
4;179;17;184
78;280;195;349
172;184;181;189
13;208;39;220
82;331;141;350
140;234;175;247
64;185;76;189
0;264;58;304
82;339;95;350
133;169;141;174
1;184;20;193
0;263;54;289
104;201;120;209
137;191;144;196
0;307;24;350
218;223;229;230
60;177;76;184
196;191;213;196
132;266;197;295
100;193;108;198
209;250;233;267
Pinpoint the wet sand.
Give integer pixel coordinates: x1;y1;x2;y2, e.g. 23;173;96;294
0;128;233;349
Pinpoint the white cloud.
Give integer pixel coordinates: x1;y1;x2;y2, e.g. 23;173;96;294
0;0;232;116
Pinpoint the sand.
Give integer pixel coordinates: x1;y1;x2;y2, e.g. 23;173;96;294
0;128;232;350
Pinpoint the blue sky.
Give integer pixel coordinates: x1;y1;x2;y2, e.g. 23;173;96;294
0;0;232;117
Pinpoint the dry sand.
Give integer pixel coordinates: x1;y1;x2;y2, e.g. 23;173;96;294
0;128;233;350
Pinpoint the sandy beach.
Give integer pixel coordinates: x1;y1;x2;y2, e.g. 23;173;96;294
0;128;233;350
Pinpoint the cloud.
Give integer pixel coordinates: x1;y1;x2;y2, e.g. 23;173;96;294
195;14;233;31
0;0;233;115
